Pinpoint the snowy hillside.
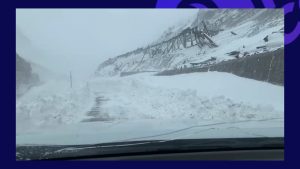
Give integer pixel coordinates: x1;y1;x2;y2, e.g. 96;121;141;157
16;53;40;97
16;27;68;97
95;9;283;76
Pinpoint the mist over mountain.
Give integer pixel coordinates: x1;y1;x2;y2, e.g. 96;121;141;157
16;28;67;96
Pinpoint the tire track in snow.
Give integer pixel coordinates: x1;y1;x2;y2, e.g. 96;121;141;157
81;92;112;122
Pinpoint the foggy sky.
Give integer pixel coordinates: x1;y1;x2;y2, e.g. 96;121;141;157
16;9;198;79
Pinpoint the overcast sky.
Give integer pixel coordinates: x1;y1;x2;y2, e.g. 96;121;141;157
16;9;198;79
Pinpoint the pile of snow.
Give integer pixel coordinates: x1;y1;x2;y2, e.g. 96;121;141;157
16;80;94;134
17;71;284;132
90;72;283;122
16;72;284;145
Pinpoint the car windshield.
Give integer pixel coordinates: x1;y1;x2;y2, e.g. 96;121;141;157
16;9;284;160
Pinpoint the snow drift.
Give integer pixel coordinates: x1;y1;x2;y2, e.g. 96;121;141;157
16;72;284;145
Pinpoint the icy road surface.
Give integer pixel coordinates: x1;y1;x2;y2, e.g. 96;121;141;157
16;72;284;145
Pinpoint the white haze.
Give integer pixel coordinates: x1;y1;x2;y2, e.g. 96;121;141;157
16;9;198;80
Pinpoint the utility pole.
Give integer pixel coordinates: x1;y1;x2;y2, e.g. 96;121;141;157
70;71;72;88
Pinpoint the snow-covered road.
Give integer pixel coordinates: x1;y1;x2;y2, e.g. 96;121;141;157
88;72;283;121
16;71;284;145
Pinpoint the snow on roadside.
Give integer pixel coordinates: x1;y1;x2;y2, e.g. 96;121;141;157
16;80;94;134
16;72;284;145
137;72;284;112
90;72;284;123
16;71;283;134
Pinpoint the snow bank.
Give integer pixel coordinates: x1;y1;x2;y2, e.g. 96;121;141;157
17;72;284;145
90;72;283;122
137;72;284;112
16;80;94;134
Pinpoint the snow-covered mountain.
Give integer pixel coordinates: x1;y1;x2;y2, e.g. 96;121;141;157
95;9;283;76
17;27;67;83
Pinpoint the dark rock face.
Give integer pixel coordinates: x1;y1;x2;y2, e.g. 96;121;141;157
157;48;284;86
16;53;39;97
209;48;284;85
